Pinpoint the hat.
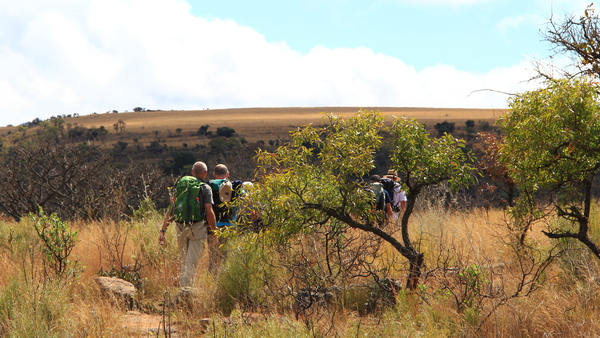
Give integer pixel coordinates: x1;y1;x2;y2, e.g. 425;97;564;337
387;169;397;177
370;174;381;182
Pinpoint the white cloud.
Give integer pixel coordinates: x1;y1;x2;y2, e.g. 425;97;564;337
0;0;537;126
497;15;530;35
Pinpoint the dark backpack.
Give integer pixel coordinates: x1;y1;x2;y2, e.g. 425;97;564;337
173;176;206;223
368;182;387;211
209;179;243;222
380;177;400;209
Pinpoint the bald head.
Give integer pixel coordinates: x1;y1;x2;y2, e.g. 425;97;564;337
191;162;208;178
213;164;230;179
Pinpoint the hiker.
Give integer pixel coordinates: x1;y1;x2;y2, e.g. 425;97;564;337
383;170;407;221
370;174;394;222
208;164;248;269
159;161;216;290
208;164;239;227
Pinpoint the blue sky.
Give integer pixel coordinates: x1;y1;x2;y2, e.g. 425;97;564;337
0;0;591;127
190;0;550;72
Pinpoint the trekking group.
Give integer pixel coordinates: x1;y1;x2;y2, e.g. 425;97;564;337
158;163;406;297
369;169;407;224
158;162;246;295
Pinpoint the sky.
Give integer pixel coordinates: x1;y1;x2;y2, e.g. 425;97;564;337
0;0;592;127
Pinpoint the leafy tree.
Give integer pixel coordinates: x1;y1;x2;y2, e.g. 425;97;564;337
31;207;79;278
465;119;476;134
208;136;240;153
474;132;516;208
498;78;600;257
86;126;108;140
216;126;236;138
197;125;210;136
389;117;475;287
170;151;196;175
113;119;126;133
245;111;474;289
114;141;128;153
478;120;491;131
434;121;455;136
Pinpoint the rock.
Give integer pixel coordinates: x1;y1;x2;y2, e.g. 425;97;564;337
94;276;137;310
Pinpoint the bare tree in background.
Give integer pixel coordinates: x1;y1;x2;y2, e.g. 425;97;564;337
0;141;171;221
538;4;600;80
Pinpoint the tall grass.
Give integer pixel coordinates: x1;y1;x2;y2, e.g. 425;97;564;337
1;202;600;337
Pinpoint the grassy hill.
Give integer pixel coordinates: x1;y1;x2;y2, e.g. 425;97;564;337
0;107;504;147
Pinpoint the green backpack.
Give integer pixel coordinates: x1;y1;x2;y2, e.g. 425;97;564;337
173;176;206;223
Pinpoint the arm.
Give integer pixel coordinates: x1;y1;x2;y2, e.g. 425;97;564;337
385;202;393;221
384;190;393;220
205;203;217;233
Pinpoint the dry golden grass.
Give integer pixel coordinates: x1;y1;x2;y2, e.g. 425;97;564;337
0;107;503;146
3;204;600;337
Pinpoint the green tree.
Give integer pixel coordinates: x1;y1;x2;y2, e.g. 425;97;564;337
474;132;516;208
498;78;600;257
389;117;475;287
434;121;455;136
245;111;475;289
465;119;476;134
31;207;79;278
197;125;210;136
113;119;126;133
170;151;196;175
216;126;236;137
209;136;240;153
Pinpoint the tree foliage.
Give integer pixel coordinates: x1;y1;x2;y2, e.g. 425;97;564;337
243;111;475;289
216;126;236;138
474;132;516;207
498;78;600;257
433;121;455;136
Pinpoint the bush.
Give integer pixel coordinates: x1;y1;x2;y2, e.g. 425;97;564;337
31;207;79;278
434;121;455;136
216;126;236;138
209;137;240;153
170;151;196;175
197;125;210;136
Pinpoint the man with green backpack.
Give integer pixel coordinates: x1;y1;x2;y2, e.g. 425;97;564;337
159;161;216;290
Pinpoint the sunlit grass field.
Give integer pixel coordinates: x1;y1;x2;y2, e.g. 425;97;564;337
1;199;599;337
0;107;503;147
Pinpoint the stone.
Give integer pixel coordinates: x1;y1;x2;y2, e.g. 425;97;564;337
94;276;137;309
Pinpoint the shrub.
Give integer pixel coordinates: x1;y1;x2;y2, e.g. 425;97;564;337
216;126;236;138
209;137;240;153
30;207;79;278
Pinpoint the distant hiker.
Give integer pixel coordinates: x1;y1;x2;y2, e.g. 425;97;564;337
383;169;407;221
208;164;243;227
369;174;393;223
207;164;244;270
159;161;216;291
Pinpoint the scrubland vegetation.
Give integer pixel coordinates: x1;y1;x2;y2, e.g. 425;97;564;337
2;199;600;337
5;6;600;337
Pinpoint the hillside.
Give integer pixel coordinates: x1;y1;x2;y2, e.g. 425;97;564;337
0;107;504;146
